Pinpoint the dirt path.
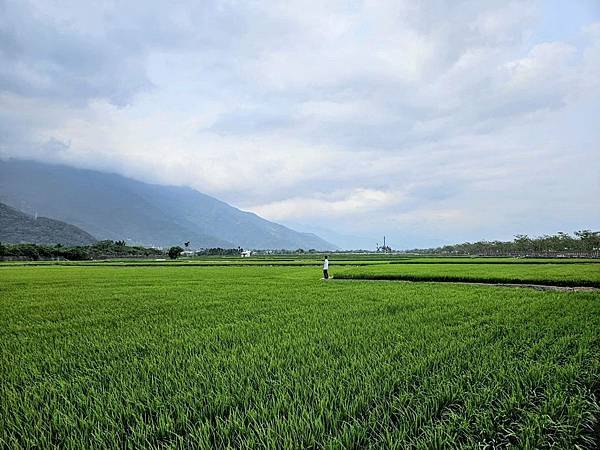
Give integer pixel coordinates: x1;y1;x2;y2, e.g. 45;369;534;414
332;278;600;292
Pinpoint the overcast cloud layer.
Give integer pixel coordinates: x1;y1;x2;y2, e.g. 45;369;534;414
1;0;599;248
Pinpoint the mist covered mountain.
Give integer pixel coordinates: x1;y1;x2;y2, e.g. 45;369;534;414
0;201;97;246
0;159;336;250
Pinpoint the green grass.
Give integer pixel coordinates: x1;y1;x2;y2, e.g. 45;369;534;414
1;265;599;448
336;263;600;287
389;257;600;264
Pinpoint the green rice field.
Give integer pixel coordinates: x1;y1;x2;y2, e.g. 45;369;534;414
1;259;599;448
336;262;600;287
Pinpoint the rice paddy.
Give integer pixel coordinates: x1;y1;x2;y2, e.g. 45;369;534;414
1;259;599;448
336;262;600;288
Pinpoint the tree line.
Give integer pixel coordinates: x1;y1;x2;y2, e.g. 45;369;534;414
408;230;600;257
0;240;164;261
0;241;252;261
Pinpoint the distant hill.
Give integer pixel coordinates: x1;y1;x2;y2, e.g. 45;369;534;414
0;202;97;246
0;159;337;250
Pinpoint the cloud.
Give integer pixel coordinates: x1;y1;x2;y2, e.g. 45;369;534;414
1;1;599;248
251;189;400;221
0;1;153;106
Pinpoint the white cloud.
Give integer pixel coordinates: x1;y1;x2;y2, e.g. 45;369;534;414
503;42;576;94
251;189;400;221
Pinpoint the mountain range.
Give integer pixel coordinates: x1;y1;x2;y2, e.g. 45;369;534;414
0;159;336;250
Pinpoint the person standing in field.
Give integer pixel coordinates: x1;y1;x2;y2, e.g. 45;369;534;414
323;255;330;280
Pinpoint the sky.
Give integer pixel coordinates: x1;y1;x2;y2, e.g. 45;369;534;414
0;0;599;249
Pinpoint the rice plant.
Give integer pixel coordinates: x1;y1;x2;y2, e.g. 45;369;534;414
1;265;598;448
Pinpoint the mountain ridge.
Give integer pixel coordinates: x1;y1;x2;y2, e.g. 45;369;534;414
0;159;337;250
0;201;97;246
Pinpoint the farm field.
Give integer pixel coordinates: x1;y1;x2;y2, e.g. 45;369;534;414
1;255;599;268
336;262;600;288
1;262;599;448
0;258;390;267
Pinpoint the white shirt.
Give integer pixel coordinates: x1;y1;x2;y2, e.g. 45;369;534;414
323;259;329;270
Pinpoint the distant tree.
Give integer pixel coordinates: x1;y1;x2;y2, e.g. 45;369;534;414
575;230;600;251
196;247;245;256
168;246;184;259
62;247;89;261
17;244;40;260
0;241;5;257
513;234;530;252
409;230;599;256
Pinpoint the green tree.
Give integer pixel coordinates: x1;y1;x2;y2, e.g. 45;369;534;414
575;230;600;251
168;246;184;259
18;244;40;260
62;247;90;261
513;234;531;253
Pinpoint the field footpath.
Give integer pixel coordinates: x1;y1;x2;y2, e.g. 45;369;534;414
332;277;600;291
